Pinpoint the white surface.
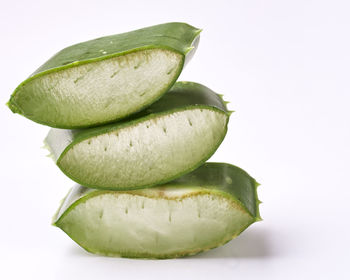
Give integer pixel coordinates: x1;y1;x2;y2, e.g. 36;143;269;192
1;0;349;279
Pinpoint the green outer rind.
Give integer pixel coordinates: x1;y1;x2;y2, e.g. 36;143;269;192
53;162;261;259
167;162;261;219
7;22;201;128
46;81;231;190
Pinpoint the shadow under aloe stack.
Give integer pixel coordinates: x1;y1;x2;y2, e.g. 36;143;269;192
7;22;261;258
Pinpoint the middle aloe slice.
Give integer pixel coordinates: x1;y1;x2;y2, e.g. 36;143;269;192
45;82;230;190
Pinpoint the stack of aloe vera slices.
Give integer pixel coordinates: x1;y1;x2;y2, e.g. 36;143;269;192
7;22;261;258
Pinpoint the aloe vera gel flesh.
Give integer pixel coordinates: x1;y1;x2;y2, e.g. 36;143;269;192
54;163;261;258
8;23;201;128
45;82;230;190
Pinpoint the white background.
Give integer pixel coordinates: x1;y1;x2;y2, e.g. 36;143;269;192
1;0;349;279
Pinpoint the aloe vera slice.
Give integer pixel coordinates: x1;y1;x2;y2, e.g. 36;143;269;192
53;162;261;259
7;22;201;128
45;81;230;190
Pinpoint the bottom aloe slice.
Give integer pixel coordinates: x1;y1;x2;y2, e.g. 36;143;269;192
53;163;261;259
45;81;230;190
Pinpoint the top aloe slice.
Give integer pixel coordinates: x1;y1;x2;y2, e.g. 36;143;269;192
53;162;261;259
45;81;230;190
7;22;201;128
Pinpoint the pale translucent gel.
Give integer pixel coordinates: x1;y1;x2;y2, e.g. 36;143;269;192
57;191;253;256
23;49;182;126
59;109;227;188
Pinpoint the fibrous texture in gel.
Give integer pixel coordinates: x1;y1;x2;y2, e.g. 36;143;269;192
58;109;227;189
12;50;181;127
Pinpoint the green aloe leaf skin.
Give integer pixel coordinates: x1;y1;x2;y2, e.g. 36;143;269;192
54;163;261;259
45;81;231;190
7;22;201;128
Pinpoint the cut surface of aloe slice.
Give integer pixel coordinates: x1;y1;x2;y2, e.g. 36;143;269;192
7;22;201;128
45;82;230;190
54;163;261;259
